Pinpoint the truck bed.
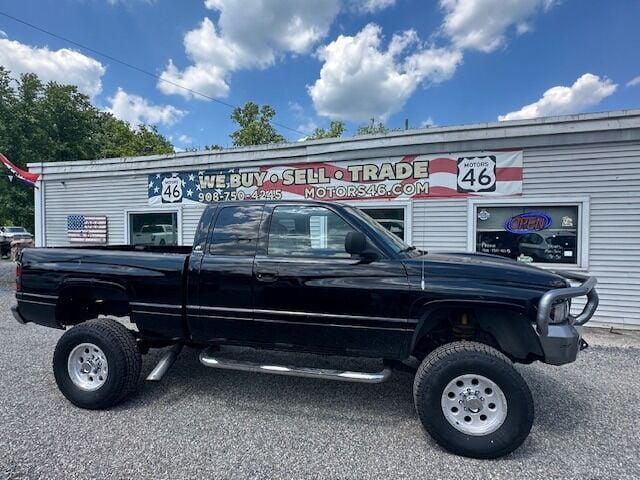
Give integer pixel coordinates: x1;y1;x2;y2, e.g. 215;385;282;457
17;246;192;338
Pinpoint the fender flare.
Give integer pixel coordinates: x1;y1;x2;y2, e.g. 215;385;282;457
409;299;543;361
56;278;132;325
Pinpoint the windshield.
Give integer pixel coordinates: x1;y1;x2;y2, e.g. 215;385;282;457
346;206;416;255
6;227;25;233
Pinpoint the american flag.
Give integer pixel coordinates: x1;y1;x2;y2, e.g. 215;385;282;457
67;215;108;244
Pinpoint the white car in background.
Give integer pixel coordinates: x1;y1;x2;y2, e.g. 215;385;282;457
133;224;175;246
0;226;33;257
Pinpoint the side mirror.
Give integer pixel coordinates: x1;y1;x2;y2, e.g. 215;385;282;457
345;231;367;255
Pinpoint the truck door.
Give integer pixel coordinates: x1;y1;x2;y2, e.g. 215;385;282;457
252;204;412;358
188;204;264;343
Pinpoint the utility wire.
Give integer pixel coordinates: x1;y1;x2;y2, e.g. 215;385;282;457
0;10;308;136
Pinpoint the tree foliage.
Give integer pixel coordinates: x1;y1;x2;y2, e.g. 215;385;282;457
0;67;174;231
306;121;345;140
230;102;286;147
356;119;389;136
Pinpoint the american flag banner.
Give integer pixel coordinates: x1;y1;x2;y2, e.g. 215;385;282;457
67;215;108;244
148;151;523;205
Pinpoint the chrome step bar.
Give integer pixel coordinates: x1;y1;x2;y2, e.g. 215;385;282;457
146;344;183;381
199;349;392;384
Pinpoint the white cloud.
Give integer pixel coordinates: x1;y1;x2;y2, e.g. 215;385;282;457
160;0;340;100
498;73;617;121
0;30;7;39
420;117;436;127
159;57;230;99
352;0;397;13
308;24;461;122
627;76;640;87
178;134;192;144
440;0;557;52
0;37;105;97
106;88;187;127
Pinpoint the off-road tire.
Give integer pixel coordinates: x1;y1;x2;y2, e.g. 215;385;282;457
413;341;534;459
53;318;141;409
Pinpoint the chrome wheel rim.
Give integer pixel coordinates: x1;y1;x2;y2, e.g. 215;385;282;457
441;374;507;436
67;343;108;391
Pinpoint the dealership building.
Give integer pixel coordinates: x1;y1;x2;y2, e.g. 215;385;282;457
28;110;640;329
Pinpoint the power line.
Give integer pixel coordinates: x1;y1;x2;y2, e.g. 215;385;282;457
0;10;308;136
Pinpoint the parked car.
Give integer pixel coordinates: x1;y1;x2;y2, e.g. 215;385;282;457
11;200;598;459
517;230;577;263
132;224;175;245
0;226;33;257
375;218;405;240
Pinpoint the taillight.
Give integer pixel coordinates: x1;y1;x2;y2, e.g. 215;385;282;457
15;263;21;292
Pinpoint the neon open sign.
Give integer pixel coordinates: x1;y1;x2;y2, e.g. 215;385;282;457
504;212;552;234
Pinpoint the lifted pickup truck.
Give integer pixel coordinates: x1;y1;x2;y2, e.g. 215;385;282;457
11;200;598;458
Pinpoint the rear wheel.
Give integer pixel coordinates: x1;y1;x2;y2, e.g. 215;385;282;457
413;341;534;459
53;318;141;409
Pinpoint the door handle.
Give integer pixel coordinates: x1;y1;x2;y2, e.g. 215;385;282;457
256;271;278;282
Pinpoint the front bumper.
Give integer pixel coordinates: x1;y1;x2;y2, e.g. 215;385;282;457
11;304;27;325
538;324;586;365
536;271;599;337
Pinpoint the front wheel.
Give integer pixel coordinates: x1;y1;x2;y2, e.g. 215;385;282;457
413;341;534;459
53;318;141;409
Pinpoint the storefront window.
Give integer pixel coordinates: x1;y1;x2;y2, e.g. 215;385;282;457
475;205;579;264
359;207;406;241
129;212;178;246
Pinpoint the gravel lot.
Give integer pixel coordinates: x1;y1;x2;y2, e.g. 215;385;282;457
1;258;639;479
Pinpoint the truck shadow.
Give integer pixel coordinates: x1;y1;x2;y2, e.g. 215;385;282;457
117;347;587;438
125;347;417;426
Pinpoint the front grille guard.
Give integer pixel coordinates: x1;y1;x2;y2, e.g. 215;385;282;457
536;271;599;336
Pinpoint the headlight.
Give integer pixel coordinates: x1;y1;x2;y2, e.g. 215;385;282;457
549;300;570;324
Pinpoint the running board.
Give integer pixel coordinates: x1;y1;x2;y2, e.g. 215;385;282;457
199;349;392;384
146;344;183;381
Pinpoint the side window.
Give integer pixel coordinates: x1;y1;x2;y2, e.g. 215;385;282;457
209;205;263;256
267;206;357;258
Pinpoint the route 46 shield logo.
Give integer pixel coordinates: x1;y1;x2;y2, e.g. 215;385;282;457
457;156;497;193
161;175;184;203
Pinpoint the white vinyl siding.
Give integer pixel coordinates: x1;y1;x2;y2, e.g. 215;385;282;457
412;200;467;252
522;142;640;329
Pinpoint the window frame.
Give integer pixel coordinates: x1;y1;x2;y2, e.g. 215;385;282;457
342;199;412;244
466;196;590;270
124;207;183;246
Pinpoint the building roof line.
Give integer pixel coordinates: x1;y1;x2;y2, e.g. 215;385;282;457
28;109;640;173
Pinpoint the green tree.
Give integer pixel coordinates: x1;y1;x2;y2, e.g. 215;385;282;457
356;118;388;136
307;121;345;140
0;67;174;231
230;101;286;147
95;114;173;158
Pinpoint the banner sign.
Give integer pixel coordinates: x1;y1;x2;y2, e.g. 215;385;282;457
0;153;40;188
148;151;522;205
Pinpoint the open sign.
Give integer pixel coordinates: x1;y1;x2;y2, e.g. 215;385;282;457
504;212;552;234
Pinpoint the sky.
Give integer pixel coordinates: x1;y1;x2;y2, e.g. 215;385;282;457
0;0;638;150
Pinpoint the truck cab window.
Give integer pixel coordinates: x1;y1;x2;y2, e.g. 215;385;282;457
267;206;357;258
209;205;263;256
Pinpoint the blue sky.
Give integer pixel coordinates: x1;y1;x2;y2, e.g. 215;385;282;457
0;0;638;150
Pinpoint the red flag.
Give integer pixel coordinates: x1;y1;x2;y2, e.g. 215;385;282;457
0;153;40;187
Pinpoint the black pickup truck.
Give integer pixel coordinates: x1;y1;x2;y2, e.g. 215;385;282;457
11;200;598;458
